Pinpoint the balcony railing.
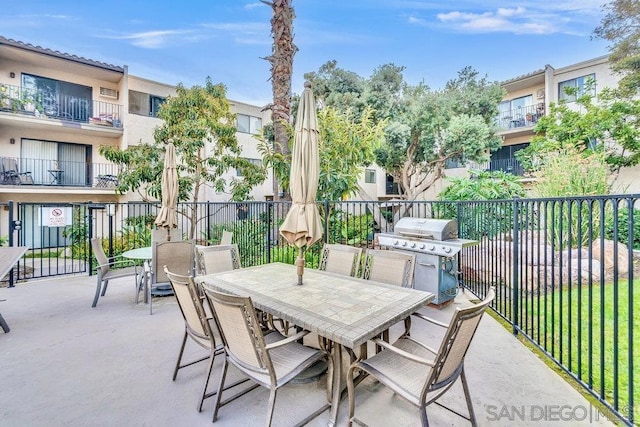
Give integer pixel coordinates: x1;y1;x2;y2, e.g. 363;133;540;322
494;103;545;130
0;156;120;187
0;83;122;128
469;158;525;176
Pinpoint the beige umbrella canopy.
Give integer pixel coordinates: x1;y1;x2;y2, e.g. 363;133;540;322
154;142;179;241
280;82;323;285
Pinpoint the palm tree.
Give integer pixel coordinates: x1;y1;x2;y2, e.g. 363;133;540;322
263;0;296;201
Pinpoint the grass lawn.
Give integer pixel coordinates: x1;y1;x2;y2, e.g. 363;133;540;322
524;279;639;420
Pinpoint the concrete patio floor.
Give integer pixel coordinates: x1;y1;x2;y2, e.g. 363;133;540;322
0;273;617;427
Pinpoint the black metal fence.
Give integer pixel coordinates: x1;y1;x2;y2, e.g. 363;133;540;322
2;195;637;425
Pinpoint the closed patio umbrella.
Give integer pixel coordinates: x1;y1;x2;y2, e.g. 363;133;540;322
280;82;323;285
154;142;179;241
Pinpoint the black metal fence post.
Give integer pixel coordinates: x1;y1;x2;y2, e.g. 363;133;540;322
8;200;15;287
512;196;519;335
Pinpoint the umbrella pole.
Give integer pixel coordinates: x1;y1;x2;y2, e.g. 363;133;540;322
295;247;305;285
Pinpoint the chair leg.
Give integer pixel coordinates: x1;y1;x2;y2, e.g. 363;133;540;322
460;367;477;426
173;331;188;381
198;351;217;412
134;274;142;304
0;312;10;333
420;403;429;427
91;276;103;307
347;364;358;426
265;388;278;427
212;359;229;422
100;279;109;296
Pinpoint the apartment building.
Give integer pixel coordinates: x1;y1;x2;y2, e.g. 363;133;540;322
0;36;273;207
480;55;639;194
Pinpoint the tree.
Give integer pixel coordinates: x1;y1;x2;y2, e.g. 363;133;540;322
375;67;504;205
257;106;386;202
593;0;640;97
262;0;296;201
100;79;267;239
516;86;640;190
303;62;504;209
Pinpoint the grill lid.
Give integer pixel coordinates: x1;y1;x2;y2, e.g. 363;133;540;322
394;217;458;241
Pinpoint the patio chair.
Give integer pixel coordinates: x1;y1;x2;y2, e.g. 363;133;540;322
195;244;241;276
347;288;495;426
203;288;331;426
220;230;233;245
318;243;363;277
145;240;194;315
362;248;417;340
362;248;416;288
90;238;140;308
163;267;249;412
1;157;32;185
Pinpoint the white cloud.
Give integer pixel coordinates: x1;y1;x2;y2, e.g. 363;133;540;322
102;30;197;49
409;1;601;35
243;2;265;10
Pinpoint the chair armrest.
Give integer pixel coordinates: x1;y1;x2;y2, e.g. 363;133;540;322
371;338;435;366
411;311;449;328
265;330;310;350
94;259;139;270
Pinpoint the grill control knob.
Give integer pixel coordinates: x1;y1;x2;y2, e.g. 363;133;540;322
401;241;408;247
392;240;398;246
444;247;452;253
419;243;426;250
429;245;435;251
410;242;416;248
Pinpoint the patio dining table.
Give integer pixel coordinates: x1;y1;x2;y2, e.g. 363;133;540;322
195;262;434;426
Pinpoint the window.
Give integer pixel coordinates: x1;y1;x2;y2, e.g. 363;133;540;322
237;113;262;134
21;138;92;186
236;158;261;176
497;95;534;128
129;90;166;117
22;73;92;121
364;169;376;184
558;74;595;102
386;174;399;195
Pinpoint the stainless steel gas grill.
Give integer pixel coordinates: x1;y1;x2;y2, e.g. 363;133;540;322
377;217;478;305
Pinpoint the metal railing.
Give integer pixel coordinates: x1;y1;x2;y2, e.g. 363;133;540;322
495;103;545;130
468;158;526;176
0;157;120;187
0;83;122;128
2;195;637;425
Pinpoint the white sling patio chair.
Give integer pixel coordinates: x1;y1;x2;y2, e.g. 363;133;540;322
90;238;140;307
362;248;417;339
203;288;331;426
164;267;248;412
347;288;495;426
195;244;241;276
145;240;194;314
362;248;416;288
318;243;363;277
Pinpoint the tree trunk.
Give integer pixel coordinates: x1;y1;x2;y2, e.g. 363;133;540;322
263;0;296;201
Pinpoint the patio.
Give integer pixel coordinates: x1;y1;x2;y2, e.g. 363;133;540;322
0;274;616;426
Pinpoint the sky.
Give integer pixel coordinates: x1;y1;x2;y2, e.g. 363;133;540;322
1;0;612;106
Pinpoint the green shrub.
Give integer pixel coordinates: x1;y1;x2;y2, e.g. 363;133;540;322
438;170;525;239
605;207;640;250
532;150;610;248
326;211;374;245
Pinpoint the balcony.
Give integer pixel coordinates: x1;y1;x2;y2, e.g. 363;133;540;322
0;156;120;188
0;83;123;136
469;158;525;176
495;103;545;132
